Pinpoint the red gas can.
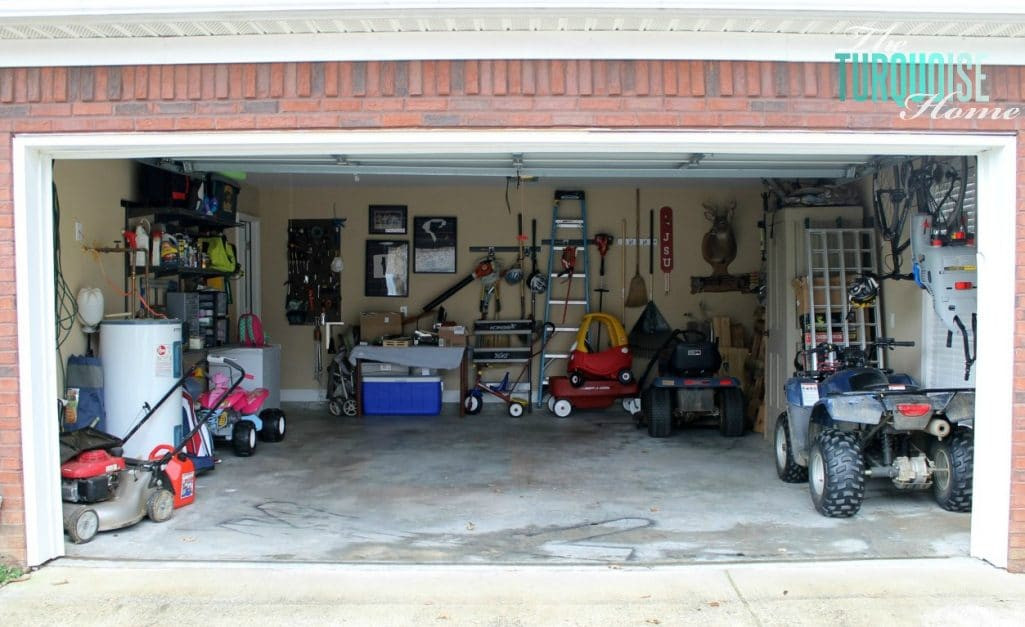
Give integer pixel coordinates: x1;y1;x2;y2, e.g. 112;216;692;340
149;445;196;508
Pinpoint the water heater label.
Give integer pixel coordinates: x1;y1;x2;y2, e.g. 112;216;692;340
155;343;172;377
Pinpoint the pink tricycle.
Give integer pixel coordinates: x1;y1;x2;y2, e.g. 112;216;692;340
198;357;286;457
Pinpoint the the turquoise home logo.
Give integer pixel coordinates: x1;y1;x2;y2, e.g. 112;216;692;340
834;52;1021;121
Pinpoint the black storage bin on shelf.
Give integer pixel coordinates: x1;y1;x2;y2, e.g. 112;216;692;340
137;163;199;209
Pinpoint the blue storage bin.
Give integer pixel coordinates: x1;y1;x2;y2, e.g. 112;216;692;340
362;376;443;415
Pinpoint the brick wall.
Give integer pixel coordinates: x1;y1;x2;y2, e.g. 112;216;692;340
0;59;1022;568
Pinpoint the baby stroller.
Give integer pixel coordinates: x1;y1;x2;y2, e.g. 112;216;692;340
328;347;358;417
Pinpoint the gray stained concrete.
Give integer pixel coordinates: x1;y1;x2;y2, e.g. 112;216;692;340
66;403;969;563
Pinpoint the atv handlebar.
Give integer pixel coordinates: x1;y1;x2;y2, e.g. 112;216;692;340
793;338;915;374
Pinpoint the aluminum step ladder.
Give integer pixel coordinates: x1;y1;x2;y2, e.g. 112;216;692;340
535;190;591;407
802;227;884;370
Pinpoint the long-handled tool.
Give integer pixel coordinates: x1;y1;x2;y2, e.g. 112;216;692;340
649;208;655;303
514;213;527;318
593;233;613;346
621;218;628;320
404;256;496;327
528;218;546;320
625;189;648;307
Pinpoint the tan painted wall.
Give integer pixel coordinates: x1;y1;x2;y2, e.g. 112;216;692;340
253;181;766;391
53;159;135;387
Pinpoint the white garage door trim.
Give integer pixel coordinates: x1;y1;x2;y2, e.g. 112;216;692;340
14;129;1017;567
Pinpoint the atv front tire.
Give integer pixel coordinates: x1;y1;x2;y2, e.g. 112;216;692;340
717;388;745;437
232;420;257;457
809;428;865;517
774;413;808;483
644;387;672;438
931;429;973;512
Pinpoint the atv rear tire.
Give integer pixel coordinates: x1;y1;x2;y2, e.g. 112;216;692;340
232;420;257;457
774;413;809;483
644;387;672;438
931;429;973;512
809;428;865;518
717;388;745;437
259;409;286;442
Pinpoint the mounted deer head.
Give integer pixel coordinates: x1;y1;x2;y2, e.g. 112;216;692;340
700;199;738;276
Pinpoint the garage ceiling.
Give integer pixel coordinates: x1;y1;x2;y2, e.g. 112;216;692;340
172;151;870;183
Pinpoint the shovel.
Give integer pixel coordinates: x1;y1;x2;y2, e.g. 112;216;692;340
625;188;648;308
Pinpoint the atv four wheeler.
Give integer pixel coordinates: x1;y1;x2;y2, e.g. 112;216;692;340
775;340;974;517
637;328;746;438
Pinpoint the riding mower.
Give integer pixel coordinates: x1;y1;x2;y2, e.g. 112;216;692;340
774;340;975;517
636;328;745;438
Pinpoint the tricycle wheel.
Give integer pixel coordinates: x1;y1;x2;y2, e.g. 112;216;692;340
569;371;585;387
931;429;973;512
809;429;864;518
463;394;482;415
64;506;99;544
508;402;525;418
546;395;556;413
774;413;808;483
259;409;286;442
553;399;573;418
717;388;745;437
644;387;672;438
328;400;343;416
232;420;257;457
617;369;634;385
342;399;358;417
146;489;175;523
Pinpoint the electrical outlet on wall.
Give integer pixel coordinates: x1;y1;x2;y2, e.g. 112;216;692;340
400;305;408;316
74;221;83;242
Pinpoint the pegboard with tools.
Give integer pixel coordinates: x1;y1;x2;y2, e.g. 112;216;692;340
286;219;345;325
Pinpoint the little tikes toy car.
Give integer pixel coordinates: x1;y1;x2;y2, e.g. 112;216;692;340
567;313;634;386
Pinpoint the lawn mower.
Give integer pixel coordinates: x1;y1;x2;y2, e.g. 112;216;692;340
60;356;242;544
775;340;975;517
197;358;286;457
567;313;634;386
636;327;746;438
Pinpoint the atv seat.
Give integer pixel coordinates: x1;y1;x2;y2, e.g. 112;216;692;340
847;369;890;391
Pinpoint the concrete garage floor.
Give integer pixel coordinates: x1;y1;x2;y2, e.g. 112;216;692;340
67;402;969;564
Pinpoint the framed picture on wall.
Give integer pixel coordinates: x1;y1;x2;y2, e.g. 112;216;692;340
369;204;407;235
365;240;409;297
413;216;457;273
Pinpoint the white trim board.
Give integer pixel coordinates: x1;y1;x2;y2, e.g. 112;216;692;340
15;129;1017;569
3;31;1024;67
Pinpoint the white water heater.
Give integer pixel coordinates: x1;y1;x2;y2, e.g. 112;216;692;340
100;319;183;458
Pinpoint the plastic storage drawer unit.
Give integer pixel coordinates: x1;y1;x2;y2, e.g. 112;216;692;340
362;376;443;415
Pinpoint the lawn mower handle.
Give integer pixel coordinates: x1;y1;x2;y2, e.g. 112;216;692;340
150;356;248;467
